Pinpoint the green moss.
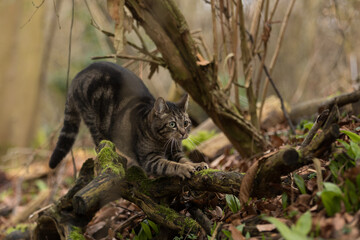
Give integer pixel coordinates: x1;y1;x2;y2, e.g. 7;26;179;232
157;205;198;235
126;166;152;195
5;224;29;234
126;166;148;182
69;226;85;240
97;141;125;177
195;168;221;176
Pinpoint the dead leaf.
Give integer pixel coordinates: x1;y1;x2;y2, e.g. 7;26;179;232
312;158;323;191
228;224;245;240
239;160;259;205
270;135;285;148
344;166;360;184
333;213;346;231
148;62;159;79
86;221;106;236
196;53;210;66
256;223;276;232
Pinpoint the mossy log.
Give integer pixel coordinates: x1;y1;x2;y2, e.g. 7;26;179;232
252;123;340;197
73;141;126;216
34;121;339;238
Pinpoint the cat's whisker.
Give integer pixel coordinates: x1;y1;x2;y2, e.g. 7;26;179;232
170;138;175;154
163;138;172;152
175;140;181;150
186;137;198;150
188;136;201;145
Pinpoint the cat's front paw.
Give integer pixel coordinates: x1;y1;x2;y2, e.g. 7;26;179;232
176;164;196;179
193;162;209;171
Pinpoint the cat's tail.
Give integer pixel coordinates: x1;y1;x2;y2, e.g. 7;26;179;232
49;99;81;169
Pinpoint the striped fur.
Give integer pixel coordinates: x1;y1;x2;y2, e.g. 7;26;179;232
49;61;207;178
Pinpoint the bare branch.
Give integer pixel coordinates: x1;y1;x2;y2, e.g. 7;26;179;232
259;0;296;128
92;54;164;65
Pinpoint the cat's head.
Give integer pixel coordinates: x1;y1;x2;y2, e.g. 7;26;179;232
150;94;192;142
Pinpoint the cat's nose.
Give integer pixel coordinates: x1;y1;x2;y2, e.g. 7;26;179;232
179;128;186;138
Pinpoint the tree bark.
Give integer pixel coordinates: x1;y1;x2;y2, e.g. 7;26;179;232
124;0;268;157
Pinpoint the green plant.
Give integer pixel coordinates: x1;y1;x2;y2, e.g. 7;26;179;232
317;176;360;216
282;193;288;210
35;179;48;191
221;229;232;240
264;211;312;240
339;130;360;161
295;120;314;139
293;174;307;194
225;194;241;213
132;219;159;240
317;182;343;216
182;130;217;151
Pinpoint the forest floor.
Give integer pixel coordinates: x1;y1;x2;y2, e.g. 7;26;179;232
0;113;360;240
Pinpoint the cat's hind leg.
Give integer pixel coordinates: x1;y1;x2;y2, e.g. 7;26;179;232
81;109;106;146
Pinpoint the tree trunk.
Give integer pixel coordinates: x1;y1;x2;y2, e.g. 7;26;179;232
0;0;45;147
124;0;268;157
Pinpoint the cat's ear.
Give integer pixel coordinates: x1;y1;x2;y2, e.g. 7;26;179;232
177;94;189;112
154;97;169;115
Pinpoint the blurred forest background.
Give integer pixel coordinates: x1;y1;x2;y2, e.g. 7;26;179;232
0;0;359;156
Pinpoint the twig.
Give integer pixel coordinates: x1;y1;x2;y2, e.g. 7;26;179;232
219;0;228;61
210;222;223;240
20;0;46;29
259;0;296;126
132;24;149;54
126;41;162;62
269;0;280;22
262;57;295;133
49;160;67;203
249;0;264;51
12;177;24;216
238;0;258;128
66;0;75;92
211;0;219;79
300;109;330;148
198;34;212;61
231;0;239;108
52;0;61;29
312;158;323;192
254;0;271;98
114;212;143;233
90;20;115;37
92;54;164;65
71;149;77;180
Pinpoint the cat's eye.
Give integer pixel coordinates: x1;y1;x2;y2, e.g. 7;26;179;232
184;120;189;127
169;121;176;128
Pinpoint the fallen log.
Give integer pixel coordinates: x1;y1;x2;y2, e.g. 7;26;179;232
34;120;340;238
290;90;360;124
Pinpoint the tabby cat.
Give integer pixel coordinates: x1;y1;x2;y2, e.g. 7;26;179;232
49;61;208;178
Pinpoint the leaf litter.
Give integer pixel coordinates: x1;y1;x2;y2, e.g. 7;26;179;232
0;113;359;239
